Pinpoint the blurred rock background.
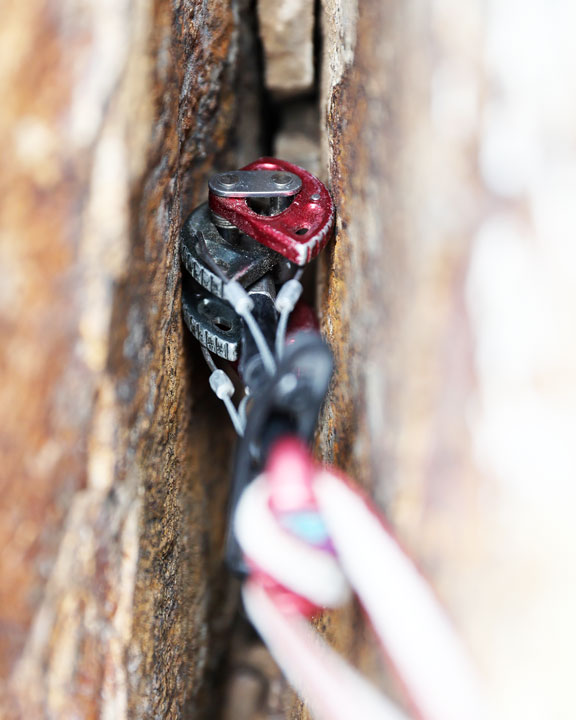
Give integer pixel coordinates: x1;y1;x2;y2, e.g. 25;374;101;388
1;1;575;719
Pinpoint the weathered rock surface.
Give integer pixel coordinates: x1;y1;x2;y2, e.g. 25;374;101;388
0;0;245;717
3;0;574;718
318;1;576;718
257;0;315;96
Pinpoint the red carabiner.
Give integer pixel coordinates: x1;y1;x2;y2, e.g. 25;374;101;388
209;157;335;266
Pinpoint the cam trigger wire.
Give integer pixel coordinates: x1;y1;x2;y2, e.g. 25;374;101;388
196;230;277;377
238;393;250;429
274;267;304;360
225;281;277;377
201;346;245;436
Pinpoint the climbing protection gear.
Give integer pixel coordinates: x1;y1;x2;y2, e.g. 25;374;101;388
180;158;485;720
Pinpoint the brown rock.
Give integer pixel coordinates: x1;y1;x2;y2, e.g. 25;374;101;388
0;0;246;717
316;0;485;709
4;0;573;718
317;1;576;718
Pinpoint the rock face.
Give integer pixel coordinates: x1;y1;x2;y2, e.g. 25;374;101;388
316;0;482;706
319;0;480;548
318;1;576;719
257;0;315;96
2;0;575;718
0;0;245;717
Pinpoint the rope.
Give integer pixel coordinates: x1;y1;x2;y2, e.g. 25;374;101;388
242;580;409;720
234;437;487;720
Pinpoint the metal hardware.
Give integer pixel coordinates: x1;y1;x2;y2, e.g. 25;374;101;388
209;170;302;198
179;160;483;720
211;212;241;245
181;203;280;298
227;331;333;572
239;274;278;391
181;282;242;360
275;277;304;359
209;157;335;266
209;369;235;399
275;278;303;313
180;156;335;572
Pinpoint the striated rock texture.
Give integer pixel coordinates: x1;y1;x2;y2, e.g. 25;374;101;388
3;0;574;718
0;0;248;717
316;0;483;706
317;1;576;719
